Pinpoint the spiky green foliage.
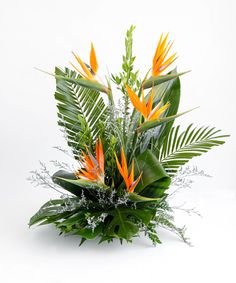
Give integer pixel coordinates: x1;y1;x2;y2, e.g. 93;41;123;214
55;67;107;158
111;25;141;139
111;25;141;93
158;124;229;176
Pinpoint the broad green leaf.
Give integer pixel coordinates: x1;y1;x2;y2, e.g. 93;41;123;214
153;69;181;150
29;198;75;226
52;170;82;196
134;149;171;197
74;224;103;239
106;207;155;240
57;211;104;239
56;177;109;190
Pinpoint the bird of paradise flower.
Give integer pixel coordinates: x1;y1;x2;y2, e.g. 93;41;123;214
126;85;170;122
151;33;177;77
70;43;98;82
75;138;104;184
114;147;142;193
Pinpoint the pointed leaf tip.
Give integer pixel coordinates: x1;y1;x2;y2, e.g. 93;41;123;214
142;71;190;89
137;107;199;133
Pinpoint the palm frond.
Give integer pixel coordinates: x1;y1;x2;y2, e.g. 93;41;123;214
158;124;229;176
55;67;107;159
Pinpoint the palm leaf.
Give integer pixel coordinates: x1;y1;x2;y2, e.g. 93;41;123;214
55;67;107;158
158;124;229;176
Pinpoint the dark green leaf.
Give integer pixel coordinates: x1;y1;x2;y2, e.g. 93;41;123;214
52;170;82;196
106;207;155;240
134;149;171;197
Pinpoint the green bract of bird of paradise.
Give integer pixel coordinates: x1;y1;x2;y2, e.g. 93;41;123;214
29;26;228;246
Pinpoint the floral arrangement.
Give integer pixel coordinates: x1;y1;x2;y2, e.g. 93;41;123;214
29;26;228;246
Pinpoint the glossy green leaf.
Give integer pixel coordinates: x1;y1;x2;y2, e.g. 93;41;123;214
52;170;82;196
56;177;108;190
29;198;75;226
106;207;155;240
128;193;160;203
137;107;197;133
134;149;171;198
153;69;181;150
142;71;189;89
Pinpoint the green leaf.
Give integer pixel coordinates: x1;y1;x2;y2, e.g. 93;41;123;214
79;238;87;246
55;74;109;94
55;177;108;190
59;212;104;240
159;124;229;176
55;67;107;159
142;71;189;89
29;198;75;226
128;193;161;203
137;107;197;133
134;149;171;197
153;69;181;150
106;207;155;240
52;170;82;196
75;225;103;239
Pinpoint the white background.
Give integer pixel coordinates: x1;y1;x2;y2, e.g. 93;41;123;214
0;0;236;282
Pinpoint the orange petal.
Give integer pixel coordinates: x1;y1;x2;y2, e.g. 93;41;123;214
161;53;178;71
158;33;169;57
115;152;126;181
72;51;94;80
128;159;134;187
153;33;169;64
146;88;154;117
160;41;174;63
153;33;164;66
96;138;104;174
121;148;128;179
78;169;95;180
115;150;130;189
148;101;170;121
90;43;98;74
141;91;148;118
157;38;171;64
126;85;146;117
129;172;142;193
70;62;90;80
82;149;95;168
87;151;98;169
152;33;177;77
81;151;94;169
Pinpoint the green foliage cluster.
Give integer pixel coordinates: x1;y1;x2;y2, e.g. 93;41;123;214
30;26;228;246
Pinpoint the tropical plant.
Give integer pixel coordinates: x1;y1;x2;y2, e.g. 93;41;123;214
29;26;228;246
158;124;228;176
